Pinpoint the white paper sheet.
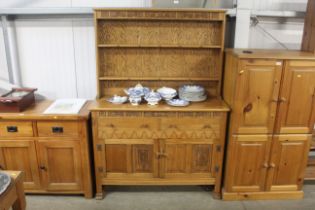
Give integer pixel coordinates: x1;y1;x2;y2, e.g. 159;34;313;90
43;99;87;114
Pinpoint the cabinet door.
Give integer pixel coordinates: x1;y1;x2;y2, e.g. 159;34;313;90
233;59;283;134
0;140;41;190
266;135;310;191
37;140;82;191
225;135;271;192
275;61;315;134
159;139;215;183
101;139;159;181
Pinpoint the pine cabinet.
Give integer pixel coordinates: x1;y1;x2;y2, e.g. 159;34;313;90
0;101;93;198
223;49;315;200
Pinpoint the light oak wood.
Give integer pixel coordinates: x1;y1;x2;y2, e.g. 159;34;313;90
223;49;315;200
92;8;228;199
0;140;41;190
0;121;34;137
0;101;93;198
37;121;80;137
0;171;26;210
37;140;83;191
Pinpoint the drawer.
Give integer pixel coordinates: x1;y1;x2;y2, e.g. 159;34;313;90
37;121;80;137
160;118;220;139
0;121;34;137
97;117;159;139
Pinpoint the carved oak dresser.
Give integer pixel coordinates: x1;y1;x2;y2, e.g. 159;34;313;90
90;9;229;199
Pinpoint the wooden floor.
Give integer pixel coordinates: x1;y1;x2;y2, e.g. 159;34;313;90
25;184;315;210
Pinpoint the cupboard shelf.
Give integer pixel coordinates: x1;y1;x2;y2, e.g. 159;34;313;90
97;44;222;49
98;77;219;81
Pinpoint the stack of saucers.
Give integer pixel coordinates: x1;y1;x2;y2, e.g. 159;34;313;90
178;85;207;102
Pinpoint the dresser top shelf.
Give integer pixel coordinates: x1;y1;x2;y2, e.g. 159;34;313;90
0;100;90;120
89;98;229;112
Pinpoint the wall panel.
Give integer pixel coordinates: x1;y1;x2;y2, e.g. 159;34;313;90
14;19;78;99
0;25;9;82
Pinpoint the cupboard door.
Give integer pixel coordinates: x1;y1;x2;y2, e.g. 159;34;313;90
0;140;41;190
37;140;82;191
266;135;310;191
233;59;283;134
159;139;215;182
225;135;271;192
276;61;315;134
102;139;159;180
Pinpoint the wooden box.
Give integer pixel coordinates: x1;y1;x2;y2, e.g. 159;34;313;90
0;88;37;112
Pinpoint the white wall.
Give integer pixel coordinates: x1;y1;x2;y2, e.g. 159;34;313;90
249;18;304;50
0;25;9;82
0;0;148;99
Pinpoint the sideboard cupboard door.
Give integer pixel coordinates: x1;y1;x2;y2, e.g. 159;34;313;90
0;140;41;190
159;139;214;182
275;61;315;134
265;135;310;192
37;140;82;191
103;139;159;180
232;59;283;134
225;135;271;192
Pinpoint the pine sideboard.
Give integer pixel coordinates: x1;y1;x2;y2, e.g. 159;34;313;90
222;49;315;200
91;8;229;199
0;100;93;198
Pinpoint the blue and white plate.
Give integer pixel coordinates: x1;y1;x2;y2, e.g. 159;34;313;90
167;99;190;107
0;172;11;195
179;85;205;93
106;95;128;104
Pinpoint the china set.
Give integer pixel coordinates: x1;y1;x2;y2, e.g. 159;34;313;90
107;83;207;107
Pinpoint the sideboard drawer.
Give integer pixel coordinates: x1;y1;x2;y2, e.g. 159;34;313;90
97;118;159;139
0;121;34;137
160;118;220;139
37;121;80;137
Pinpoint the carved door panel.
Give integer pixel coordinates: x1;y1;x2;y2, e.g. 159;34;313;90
232;59;283;134
159;139;215;182
224;135;271;192
0;140;41;190
265;135;310;191
275;60;315;134
103;139;159;179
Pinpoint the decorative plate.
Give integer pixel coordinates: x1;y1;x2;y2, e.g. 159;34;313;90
0;172;11;195
179;85;205;93
106;95;128;104
167;99;190;107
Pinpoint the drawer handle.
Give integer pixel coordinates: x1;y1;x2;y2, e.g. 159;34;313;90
107;124;115;128
7;126;18;133
203;125;211;129
52;127;63;133
39;166;47;171
140;124;149;128
168;125;178;129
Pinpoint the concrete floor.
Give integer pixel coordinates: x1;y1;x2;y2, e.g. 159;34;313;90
26;184;315;210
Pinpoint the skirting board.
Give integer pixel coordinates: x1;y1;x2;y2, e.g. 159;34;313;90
222;189;304;201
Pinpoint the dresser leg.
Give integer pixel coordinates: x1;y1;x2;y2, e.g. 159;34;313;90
95;185;105;200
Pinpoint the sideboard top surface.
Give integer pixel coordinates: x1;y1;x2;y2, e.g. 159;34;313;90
226;48;315;60
89;98;229;112
0;100;90;120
